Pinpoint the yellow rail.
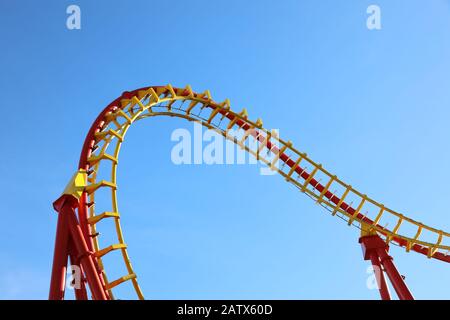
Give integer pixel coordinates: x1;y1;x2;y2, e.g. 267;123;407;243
81;85;450;299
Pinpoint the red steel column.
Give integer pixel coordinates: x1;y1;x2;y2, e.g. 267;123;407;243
50;194;108;300
68;239;88;300
367;251;391;300
359;234;413;300
49;209;70;300
376;248;414;300
63;197;107;300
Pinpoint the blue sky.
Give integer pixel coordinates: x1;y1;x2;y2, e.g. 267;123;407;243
0;0;450;299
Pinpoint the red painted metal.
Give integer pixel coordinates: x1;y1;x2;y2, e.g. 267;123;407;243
368;251;391;300
376;247;414;300
68;239;88;300
49;194;108;300
49;203;70;300
50;86;447;299
359;235;413;300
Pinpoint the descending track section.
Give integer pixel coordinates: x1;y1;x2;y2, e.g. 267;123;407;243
50;85;450;300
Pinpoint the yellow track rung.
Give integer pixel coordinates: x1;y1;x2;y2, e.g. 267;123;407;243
385;217;404;244
317;175;336;204
392;217;403;234
94;129;124;142
199;89;212;100
239;128;253;146
257;133;271;158
406;225;422;252
427;232;443;257
120;98;131;108
226;116;239;130
113;109;132;124
94;243;127;258
105;273;137;291
125;100;138;115
148;87;160;104
239;108;248;119
186;100;201;114
177;85;194;98
132;96;147;112
185;85;194;98
428;246;436;258
331;185;352;216
271;142;291;170
87;153;118;166
137;89;149;99
88;211;120;225
285;154;305;181
301;164;321;190
207;107;221;124
348;196;367;226
85;180;117;194
166;84;177;98
372;206;385;227
255;118;263;128
219;98;230;108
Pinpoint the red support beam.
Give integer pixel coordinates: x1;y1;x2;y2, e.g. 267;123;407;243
68;239;88;300
49;207;70;300
376;248;414;300
49;194;108;300
367;251;391;300
359;234;413;300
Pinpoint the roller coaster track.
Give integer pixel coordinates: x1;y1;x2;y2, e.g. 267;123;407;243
49;85;450;300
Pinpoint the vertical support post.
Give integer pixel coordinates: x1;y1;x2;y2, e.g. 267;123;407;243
68;239;88;300
376;248;414;300
359;233;413;300
49;207;70;300
63;198;107;300
49;169;109;300
367;251;391;300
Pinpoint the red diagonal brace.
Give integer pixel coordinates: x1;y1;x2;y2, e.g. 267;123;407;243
359;235;413;300
49;194;108;300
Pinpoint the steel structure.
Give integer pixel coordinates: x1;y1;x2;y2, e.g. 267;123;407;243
49;85;450;300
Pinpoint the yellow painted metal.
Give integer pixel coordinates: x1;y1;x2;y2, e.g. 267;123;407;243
348;196;367;226
257;131;271;159
62;169;87;200
87;211;120;225
207;107;221;124
332;185;352;216
317;175;336;204
239;127;254;146
255;118;263;128
285;155;304;181
95;129;124;142
94;244;127;258
87;153;118;166
301;164;320;191
226;117;238;130
406;226;423;252
105;274;137;291
84;180;116;194
270;142;291;170
132;96;146;112
82;84;450;300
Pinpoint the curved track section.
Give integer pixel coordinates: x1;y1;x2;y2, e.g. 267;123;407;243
77;85;450;299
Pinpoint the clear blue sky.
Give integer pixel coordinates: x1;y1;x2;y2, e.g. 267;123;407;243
1;0;450;299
